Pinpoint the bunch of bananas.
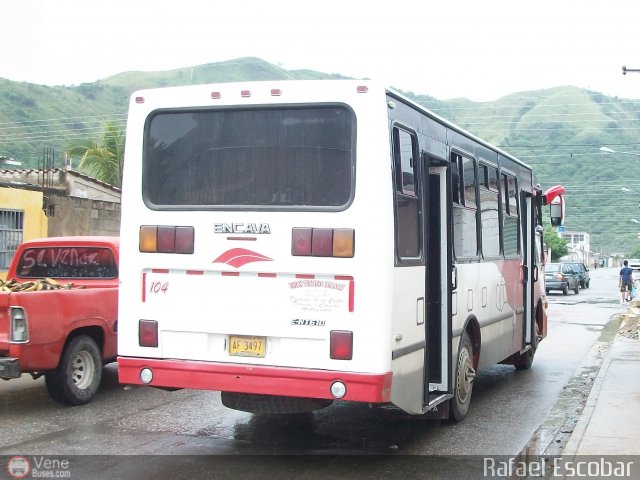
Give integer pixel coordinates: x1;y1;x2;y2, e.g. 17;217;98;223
0;278;83;292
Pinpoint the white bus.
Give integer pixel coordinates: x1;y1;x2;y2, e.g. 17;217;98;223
117;80;564;421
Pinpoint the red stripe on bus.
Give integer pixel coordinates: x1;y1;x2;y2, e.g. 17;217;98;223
142;272;146;303
348;280;354;312
151;268;169;274
334;275;353;281
118;357;392;403
221;271;240;277
334;276;355;312
186;270;204;275
295;274;315;279
258;273;277;278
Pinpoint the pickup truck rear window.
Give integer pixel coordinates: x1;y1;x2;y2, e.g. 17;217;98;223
15;246;118;279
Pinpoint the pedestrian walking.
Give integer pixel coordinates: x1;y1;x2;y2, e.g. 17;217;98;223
619;260;634;305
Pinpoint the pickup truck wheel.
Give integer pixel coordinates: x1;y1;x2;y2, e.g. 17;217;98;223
45;335;102;406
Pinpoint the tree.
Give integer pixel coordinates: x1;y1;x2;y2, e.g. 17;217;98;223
66;121;125;187
628;243;640;259
543;226;569;261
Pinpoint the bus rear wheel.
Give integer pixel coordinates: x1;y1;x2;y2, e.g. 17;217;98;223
514;322;540;370
449;332;475;422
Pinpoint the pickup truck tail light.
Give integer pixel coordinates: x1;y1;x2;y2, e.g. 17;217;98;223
10;307;28;342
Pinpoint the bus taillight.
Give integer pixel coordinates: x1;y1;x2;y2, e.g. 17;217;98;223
330;330;353;360
139;225;194;254
333;229;355;257
139;320;158;347
291;228;354;258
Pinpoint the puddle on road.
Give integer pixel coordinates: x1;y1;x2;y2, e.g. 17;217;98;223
519;314;622;457
550;297;620;307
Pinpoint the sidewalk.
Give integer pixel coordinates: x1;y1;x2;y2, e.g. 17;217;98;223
562;302;640;456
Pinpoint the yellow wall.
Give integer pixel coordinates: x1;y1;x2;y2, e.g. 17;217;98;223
0;188;48;279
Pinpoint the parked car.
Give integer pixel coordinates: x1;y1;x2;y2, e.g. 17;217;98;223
566;262;590;289
628;259;640;271
544;262;580;295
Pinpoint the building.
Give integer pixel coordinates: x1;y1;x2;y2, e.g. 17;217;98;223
560;230;591;264
0;168;121;278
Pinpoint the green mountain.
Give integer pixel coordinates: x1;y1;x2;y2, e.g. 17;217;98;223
1;57;639;254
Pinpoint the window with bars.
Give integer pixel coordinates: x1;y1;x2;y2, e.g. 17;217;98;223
0;210;24;270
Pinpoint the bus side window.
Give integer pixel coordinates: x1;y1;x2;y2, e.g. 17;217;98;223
451;153;478;258
393;128;420;259
462;156;477;209
396;129;416;196
450;153;461;205
502;173;520;257
480;164;500;258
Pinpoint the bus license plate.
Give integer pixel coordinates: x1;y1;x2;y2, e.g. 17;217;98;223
229;335;266;358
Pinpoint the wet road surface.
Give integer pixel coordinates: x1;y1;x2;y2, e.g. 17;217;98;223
0;268;623;478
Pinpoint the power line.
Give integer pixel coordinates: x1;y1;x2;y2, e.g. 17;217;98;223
0;113;126;128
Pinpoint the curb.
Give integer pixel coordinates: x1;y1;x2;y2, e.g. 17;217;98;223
561;303;640;456
561;348;611;456
518;314;621;457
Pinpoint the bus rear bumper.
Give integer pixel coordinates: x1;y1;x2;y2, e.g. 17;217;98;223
118;356;392;403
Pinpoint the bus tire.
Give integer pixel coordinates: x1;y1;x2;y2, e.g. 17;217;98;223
221;392;333;414
449;332;475;422
45;335;102;406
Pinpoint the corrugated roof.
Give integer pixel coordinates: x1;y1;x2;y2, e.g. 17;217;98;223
0;168;121;192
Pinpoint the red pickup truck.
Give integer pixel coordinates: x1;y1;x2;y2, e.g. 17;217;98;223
0;236;119;405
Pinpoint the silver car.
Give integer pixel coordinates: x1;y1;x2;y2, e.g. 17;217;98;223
545;262;580;295
628;259;640;271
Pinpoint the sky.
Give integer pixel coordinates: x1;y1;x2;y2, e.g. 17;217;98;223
2;0;640;102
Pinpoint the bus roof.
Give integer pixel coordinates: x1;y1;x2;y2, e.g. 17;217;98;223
385;87;532;171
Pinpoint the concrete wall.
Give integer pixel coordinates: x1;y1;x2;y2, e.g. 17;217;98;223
0;188;120;279
0;169;121;203
46;195;121;237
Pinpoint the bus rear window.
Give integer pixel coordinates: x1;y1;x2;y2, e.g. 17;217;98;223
16;247;118;279
143;106;355;209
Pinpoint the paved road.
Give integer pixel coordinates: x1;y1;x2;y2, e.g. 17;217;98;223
0;267;622;478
